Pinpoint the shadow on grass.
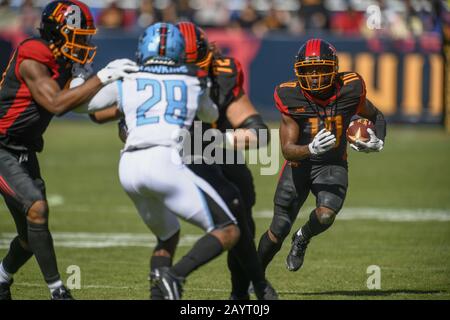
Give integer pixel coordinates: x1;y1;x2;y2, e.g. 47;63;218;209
282;289;446;297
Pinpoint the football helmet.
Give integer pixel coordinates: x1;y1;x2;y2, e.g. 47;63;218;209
294;39;338;92
39;0;97;64
176;22;212;70
136;22;185;66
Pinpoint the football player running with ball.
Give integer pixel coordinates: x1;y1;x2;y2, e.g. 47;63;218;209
0;0;135;300
85;23;240;300
257;39;386;275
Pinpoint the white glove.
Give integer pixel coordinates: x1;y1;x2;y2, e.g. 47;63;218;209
350;128;384;153
96;59;139;84
308;128;336;156
72;63;94;80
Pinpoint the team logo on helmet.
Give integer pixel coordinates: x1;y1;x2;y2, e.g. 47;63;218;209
40;0;97;64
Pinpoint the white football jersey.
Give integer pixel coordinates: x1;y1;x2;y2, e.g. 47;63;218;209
118;65;209;151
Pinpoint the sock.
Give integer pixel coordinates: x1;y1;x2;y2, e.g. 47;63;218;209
150;255;171;300
2;236;33;278
171;234;223;278
27;222;61;284
257;231;282;273
227;251;250;298
0;262;12;284
300;210;333;241
48;280;63;293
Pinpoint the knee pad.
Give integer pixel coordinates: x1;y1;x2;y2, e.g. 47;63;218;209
269;212;292;241
315;207;336;225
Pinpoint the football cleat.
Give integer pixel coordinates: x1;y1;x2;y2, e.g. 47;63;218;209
153;267;184;300
286;232;310;272
254;280;278;300
50;285;74;300
149;272;164;300
0;279;13;300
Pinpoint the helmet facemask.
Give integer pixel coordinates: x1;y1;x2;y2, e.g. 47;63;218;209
60;25;97;64
295;58;337;92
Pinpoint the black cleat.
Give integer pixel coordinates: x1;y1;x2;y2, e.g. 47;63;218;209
254;280;278;300
51;286;74;300
0;279;13;300
153;267;184;300
286;232;310;272
149;272;164;300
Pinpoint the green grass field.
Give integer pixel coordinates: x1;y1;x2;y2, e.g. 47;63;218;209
1;120;449;300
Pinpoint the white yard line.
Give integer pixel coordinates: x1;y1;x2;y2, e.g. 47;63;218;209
2;208;450;249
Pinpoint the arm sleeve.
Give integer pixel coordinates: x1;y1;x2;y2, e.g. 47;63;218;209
196;88;219;123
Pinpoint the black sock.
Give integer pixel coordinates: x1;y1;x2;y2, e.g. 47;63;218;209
171;234;223;278
2;236;33;274
257;231;282;273
300;210;333;241
227;251;250;297
150;255;172;300
27;222;60;284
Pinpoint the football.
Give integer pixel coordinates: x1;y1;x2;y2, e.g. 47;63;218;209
346;118;375;144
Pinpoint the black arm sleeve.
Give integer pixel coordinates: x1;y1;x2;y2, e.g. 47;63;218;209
238;114;270;147
366;100;387;142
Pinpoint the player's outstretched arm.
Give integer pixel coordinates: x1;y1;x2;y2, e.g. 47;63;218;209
20;58;138;116
225;94;269;149
20;59;103;116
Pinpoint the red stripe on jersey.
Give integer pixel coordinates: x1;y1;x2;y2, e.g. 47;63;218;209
278;160;288;180
274;88;289;115
232;58;245;98
0;176;16;197
0;83;30;135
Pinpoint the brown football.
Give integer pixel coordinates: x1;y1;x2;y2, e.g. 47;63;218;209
346;118;375;144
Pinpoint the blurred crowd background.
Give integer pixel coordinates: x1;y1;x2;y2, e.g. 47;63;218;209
0;0;449;42
0;0;448;125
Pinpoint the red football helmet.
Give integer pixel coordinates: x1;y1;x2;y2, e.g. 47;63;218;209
39;0;97;64
176;21;212;70
294;38;339;92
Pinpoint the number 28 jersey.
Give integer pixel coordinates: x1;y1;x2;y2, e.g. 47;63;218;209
119;64;208;151
275;72;367;164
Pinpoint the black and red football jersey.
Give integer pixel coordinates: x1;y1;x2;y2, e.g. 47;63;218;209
275;72;366;164
0;38;72;153
209;55;245;132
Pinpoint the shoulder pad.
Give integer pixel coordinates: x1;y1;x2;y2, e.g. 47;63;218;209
339;72;366;99
274;80;301;115
18;39;55;68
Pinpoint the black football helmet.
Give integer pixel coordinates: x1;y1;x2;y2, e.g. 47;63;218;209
176;21;212;71
294;38;339;92
39;0;97;64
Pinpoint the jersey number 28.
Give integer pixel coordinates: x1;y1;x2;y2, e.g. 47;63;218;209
136;79;187;127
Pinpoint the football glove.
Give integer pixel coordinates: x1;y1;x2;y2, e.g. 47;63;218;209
72;63;94;80
96;59;139;84
350;128;384;153
308;128;336;156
